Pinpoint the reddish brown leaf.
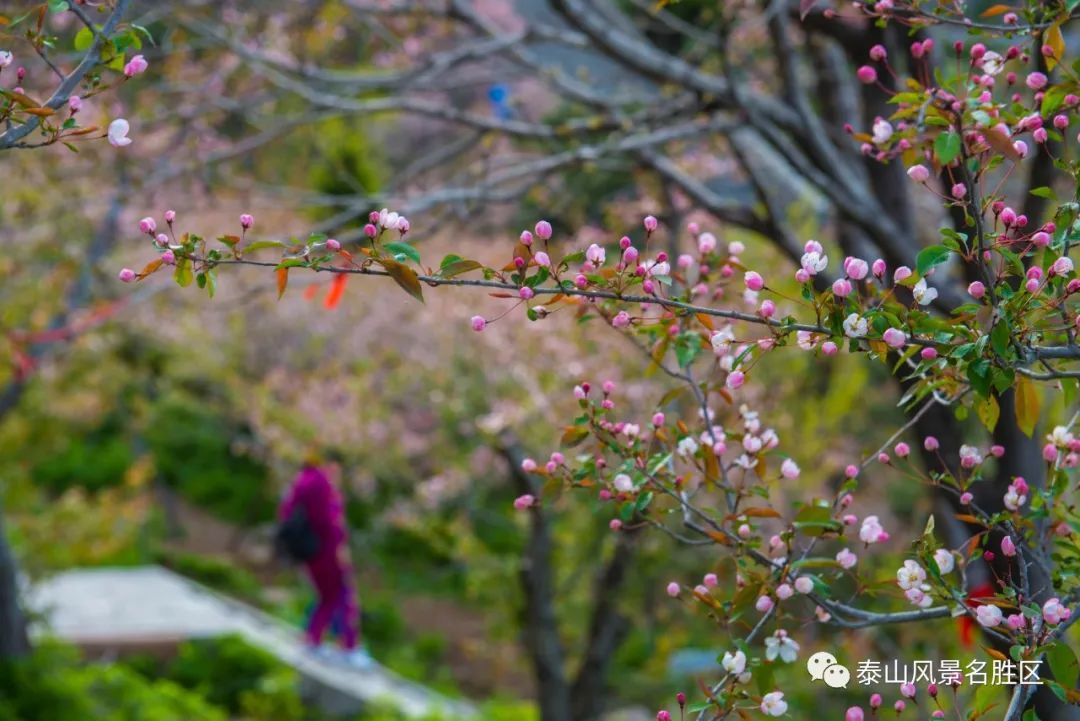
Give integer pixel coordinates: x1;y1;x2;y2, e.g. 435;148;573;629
276;268;289;299
138;258;163;279
324;273;348;309
382;259;424;303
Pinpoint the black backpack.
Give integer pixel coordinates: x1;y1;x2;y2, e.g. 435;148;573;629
274;506;320;562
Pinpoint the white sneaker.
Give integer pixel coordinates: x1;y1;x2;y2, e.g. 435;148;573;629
341;647;376;670
305;644;335;663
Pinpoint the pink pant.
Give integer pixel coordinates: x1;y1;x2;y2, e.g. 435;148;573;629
305;555;359;649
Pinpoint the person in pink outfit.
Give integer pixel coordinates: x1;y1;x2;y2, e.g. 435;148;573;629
278;458;373;669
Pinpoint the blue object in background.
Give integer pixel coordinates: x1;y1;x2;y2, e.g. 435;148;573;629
488;83;513;121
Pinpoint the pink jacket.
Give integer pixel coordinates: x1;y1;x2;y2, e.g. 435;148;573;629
278;466;346;563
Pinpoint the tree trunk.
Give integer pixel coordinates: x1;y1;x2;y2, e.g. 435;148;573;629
0;503;29;660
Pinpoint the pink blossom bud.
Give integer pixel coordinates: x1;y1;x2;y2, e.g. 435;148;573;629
968;281;986;299
652;412;665;427
123;54;148;77
521;458;537;472
677;253;694;269
870;694;882;709
776;583;794;600
703;573;719;588
513;494;535;510
161;249;175;265
869;44;887;62
840;494;853;508
154;233;168;248
1000;207;1017;226
846;707;865;721
845;464;858;478
533;251;551;268
1034;127;1048;143
895;442;910;457
326;238;341;251
1055;114;1069;129
872;258;886;277
990;445;1004;458
856;65;877;83
970;43;986;60
139;217;156;234
759;299;776;318
68;95;81;112
470;315;486;332
878;452;891;464
1006;613;1025;630
727;371;745;390
900;682;916;699
609;519;622;531
575;274;588;289
1026;278;1040;293
519;286;534;300
894;701;906;713
534;220;552;239
118;268;136;283
612;311;631;329
240;213;254;230
924;436;940;451
893;266;912;282
737;524;751;539
822;341;838;356
623;246;639;265
794;577;814;594
666;582;680;598
1026;71;1048;90
843;514;857;526
1001;536;1017;556
883;328;907;348
833;278;853;297
1044;443;1059;461
519;230;533;246
1014;140;1029;158
643;215;658;232
1052;256;1074;275
959;492;974;505
907;164;930;182
795;268;810;283
164;209;176;224
368;211;380;223
755;595;774;614
744;271;764;291
921;347;938;360
657;711;671;721
951;183;967;199
364;223;377;238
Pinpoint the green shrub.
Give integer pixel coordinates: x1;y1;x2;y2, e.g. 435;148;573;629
0;641;225;721
166;634;290;714
146;392;273;525
153;549;265;605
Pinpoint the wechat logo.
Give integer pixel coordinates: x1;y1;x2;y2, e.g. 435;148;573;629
807;651;851;689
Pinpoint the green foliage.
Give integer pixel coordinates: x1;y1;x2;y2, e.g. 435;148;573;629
32;419;133;496
145;390;273;525
0;641;225;721
152;548;265;605
165;635;288;714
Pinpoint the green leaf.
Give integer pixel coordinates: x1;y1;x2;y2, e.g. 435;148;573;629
1029;186;1056;200
934;131;962;165
173;257;193;288
438;259;483;278
384;241;421;265
916;245;953;276
1047;642;1079;690
976;394;1000;432
674;334;701;368
243;240;285;253
48;0;67;13
73;26;94;52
